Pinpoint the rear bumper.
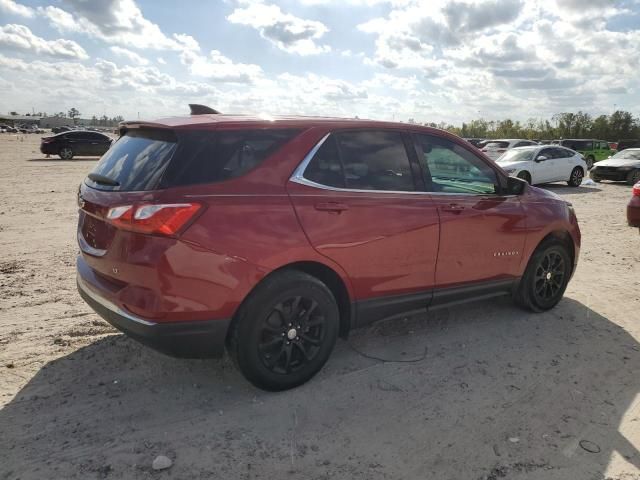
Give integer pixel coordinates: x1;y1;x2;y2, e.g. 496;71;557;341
77;272;231;358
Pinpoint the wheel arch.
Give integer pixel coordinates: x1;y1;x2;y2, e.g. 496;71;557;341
535;230;576;271
226;261;353;346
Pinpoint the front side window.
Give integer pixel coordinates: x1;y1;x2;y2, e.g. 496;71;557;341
414;134;498;195
336;131;415;191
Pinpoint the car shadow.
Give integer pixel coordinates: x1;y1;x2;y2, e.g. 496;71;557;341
540;183;602;194
26;157;100;162
1;297;639;479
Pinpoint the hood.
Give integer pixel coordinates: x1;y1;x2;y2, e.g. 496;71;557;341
526;184;564;203
595;157;640;167
497;160;530;170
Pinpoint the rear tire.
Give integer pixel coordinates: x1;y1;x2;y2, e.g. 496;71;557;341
59;147;74;160
567;167;583;187
517;171;531;184
514;239;572;312
228;270;339;391
626;169;640;186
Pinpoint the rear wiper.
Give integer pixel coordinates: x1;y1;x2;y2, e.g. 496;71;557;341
88;173;119;186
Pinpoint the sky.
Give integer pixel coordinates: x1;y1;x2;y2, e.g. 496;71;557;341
0;0;639;124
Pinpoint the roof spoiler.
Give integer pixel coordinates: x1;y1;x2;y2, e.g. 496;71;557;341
189;104;221;115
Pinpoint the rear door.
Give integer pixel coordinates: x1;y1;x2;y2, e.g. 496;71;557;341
86;132;111;156
411;133;526;291
287;129;440;324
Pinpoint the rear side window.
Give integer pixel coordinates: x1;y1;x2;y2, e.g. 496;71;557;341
86;129;177;191
165;129;300;187
336;131;414;191
303;136;344;188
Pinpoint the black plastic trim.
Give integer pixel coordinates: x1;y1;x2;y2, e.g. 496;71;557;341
78;280;230;359
353;278;517;327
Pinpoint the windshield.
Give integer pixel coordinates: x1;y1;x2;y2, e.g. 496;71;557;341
613;149;640;160
496;149;535;163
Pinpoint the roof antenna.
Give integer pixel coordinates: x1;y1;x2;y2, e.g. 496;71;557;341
189;104;221;115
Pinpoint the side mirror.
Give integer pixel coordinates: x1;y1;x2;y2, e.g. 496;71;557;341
535;155;548;162
498;174;526;195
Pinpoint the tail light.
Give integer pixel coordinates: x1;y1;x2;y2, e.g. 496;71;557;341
106;203;202;236
633;183;640;197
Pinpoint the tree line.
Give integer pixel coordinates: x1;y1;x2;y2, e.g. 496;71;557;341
414;110;640;141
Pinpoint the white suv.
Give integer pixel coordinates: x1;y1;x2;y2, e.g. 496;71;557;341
496;145;587;187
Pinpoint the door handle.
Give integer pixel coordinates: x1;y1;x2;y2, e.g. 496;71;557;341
442;203;465;213
315;202;349;213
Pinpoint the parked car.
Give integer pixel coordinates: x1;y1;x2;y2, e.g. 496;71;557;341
76;110;581;391
496;145;587;187
463;138;485;148
628;182;640;228
616;139;640;152
556;139;613;168
589;148;640;184
6;126;18;133
40;131;112;159
52;126;72;134
608;142;618;151
481;139;539;160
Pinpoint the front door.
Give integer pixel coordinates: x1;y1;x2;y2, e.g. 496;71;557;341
411;133;527;290
287;130;440;325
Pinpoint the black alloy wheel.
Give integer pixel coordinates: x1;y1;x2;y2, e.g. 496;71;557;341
228;270;339;391
514;240;571;312
532;250;566;306
258;295;326;375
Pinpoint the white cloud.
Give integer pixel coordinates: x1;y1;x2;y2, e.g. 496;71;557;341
0;0;34;17
180;49;263;83
157;57;166;65
227;1;330;55
110;46;149;65
40;0;200;52
0;24;88;59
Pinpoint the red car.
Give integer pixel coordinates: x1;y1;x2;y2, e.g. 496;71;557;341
76;109;581;390
628;182;640;228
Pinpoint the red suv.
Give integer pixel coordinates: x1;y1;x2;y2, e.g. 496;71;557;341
77;110;581;390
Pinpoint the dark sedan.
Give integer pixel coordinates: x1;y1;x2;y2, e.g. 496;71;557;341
590;148;640;185
40;131;112;159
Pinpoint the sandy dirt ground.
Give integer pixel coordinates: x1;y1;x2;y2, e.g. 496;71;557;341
1;134;639;480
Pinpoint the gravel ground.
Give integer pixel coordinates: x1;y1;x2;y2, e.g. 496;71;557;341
1;134;639;479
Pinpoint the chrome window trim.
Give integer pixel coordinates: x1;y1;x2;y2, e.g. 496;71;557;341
289;133;503;197
77;275;156;326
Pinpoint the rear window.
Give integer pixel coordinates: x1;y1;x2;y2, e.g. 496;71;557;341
86;128;300;191
86;129;177;191
560;140;593;151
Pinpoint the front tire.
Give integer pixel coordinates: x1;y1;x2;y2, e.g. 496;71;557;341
514;239;572;312
517;171;532;184
626;169;640;186
59;147;74;160
567;167;583;187
228;270;339;391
